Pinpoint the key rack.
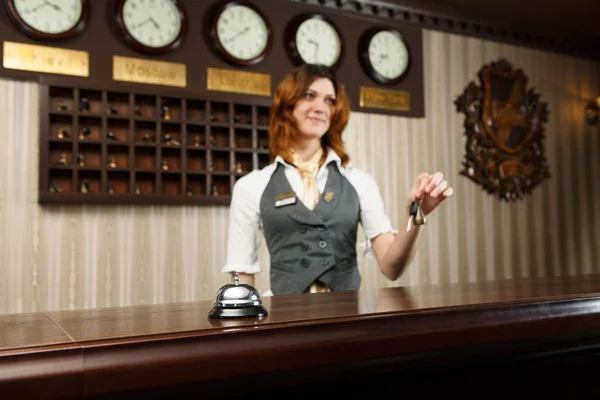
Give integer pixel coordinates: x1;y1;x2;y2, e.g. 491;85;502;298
39;84;271;205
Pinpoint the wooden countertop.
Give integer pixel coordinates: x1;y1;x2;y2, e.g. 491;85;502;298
3;274;600;399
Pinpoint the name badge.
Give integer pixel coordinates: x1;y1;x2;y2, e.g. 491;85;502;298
275;192;297;208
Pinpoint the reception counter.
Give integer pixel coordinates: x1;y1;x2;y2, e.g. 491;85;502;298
3;274;600;399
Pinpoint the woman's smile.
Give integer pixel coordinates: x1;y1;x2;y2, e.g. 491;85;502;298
307;116;326;124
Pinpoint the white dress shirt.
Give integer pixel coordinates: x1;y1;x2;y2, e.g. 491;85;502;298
222;148;396;274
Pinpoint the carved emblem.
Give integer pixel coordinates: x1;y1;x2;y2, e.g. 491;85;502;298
455;59;550;201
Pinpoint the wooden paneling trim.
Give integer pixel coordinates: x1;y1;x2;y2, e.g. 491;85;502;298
288;0;600;62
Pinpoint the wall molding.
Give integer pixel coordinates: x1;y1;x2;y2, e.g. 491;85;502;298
287;0;599;62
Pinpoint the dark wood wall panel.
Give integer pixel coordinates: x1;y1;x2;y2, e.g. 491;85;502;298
292;0;600;62
0;0;425;118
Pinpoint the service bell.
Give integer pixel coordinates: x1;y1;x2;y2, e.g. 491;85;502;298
208;273;268;319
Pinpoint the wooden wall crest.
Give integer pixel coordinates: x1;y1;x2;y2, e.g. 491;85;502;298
455;59;550;201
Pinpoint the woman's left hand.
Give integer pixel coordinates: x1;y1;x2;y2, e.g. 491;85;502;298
407;172;454;216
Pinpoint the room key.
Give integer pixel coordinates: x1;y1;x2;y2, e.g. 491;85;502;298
406;201;418;232
406;200;427;232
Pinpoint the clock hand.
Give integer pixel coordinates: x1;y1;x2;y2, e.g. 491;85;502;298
43;0;62;11
149;17;161;31
375;54;388;66
372;53;388;66
131;18;151;30
225;26;250;44
307;39;319;62
31;1;49;12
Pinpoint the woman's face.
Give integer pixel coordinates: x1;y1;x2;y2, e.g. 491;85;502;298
292;78;336;139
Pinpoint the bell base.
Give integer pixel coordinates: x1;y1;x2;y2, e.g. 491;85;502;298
208;305;268;319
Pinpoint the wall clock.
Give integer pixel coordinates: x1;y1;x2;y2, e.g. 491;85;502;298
358;27;410;85
5;0;89;41
209;0;272;66
114;0;187;55
284;13;343;69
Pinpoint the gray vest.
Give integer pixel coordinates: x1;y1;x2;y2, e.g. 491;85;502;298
260;162;361;295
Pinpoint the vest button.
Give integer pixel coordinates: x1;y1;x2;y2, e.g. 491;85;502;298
300;226;307;234
301;243;308;251
318;241;327;248
321;259;329;266
301;259;311;268
317;226;324;231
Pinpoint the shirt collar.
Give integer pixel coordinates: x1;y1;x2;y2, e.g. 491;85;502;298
274;148;344;174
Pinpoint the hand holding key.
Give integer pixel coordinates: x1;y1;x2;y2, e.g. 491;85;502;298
406;172;453;232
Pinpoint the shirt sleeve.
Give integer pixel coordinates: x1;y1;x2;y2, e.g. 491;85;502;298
350;168;397;258
222;174;262;274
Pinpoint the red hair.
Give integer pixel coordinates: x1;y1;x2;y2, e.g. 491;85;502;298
268;64;351;166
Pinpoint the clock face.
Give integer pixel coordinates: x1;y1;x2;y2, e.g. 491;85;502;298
294;16;341;67
7;0;87;39
120;0;184;49
359;27;410;85
367;30;409;81
214;4;270;64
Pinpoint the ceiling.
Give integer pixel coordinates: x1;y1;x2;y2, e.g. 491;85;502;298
386;0;600;40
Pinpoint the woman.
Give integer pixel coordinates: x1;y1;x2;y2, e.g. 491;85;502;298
223;64;453;295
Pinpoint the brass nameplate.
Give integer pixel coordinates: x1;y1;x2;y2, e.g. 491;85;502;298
113;56;186;87
359;87;411;112
207;67;271;97
3;41;89;77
